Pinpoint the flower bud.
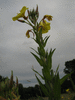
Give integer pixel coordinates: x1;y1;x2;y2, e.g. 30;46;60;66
36;5;38;13
28;6;39;24
18;19;25;23
27;10;30;15
36;5;39;19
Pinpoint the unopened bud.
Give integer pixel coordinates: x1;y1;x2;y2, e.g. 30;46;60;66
36;5;38;13
27;10;30;15
18;19;25;23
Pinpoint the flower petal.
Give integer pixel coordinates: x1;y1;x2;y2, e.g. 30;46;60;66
39;20;50;34
12;6;28;21
20;6;28;13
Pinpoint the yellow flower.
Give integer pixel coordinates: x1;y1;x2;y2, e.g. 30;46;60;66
66;89;70;92
39;20;50;34
12;6;28;21
43;15;53;21
61;96;64;99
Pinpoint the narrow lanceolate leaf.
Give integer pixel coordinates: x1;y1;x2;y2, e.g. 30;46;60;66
31;52;43;66
60;70;74;85
53;72;61;100
47;49;52;70
30;47;39;55
44;36;50;42
55;64;59;75
43;36;48;41
50;69;55;79
44;36;50;47
33;31;42;46
42;68;52;81
47;48;56;70
31;68;44;80
51;48;56;55
38;46;45;56
32;37;40;46
35;74;49;97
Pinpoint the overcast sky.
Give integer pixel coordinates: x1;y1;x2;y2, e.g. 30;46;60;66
0;0;75;87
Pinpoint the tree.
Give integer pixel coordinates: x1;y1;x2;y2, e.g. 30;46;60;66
63;59;75;92
18;83;24;99
63;59;75;84
0;75;3;82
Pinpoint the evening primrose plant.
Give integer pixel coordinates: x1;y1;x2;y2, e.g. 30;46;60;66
12;5;74;100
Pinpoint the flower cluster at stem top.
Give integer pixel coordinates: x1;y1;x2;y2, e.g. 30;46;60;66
12;6;53;38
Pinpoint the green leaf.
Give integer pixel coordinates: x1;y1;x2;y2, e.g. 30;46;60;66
35;74;49;97
44;36;50;47
51;70;54;77
32;38;39;45
38;47;45;57
31;52;43;66
31;68;44;80
47;48;56;70
47;49;52;69
53;72;61;100
60;70;74;85
42;68;52;81
51;48;56;55
39;27;42;36
44;36;49;42
55;64;59;75
30;47;39;55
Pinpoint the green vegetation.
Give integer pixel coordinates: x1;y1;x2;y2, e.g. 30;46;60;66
0;70;75;100
0;70;20;100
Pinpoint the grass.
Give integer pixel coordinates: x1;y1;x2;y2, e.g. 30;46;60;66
26;92;75;100
61;92;75;100
20;89;75;100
